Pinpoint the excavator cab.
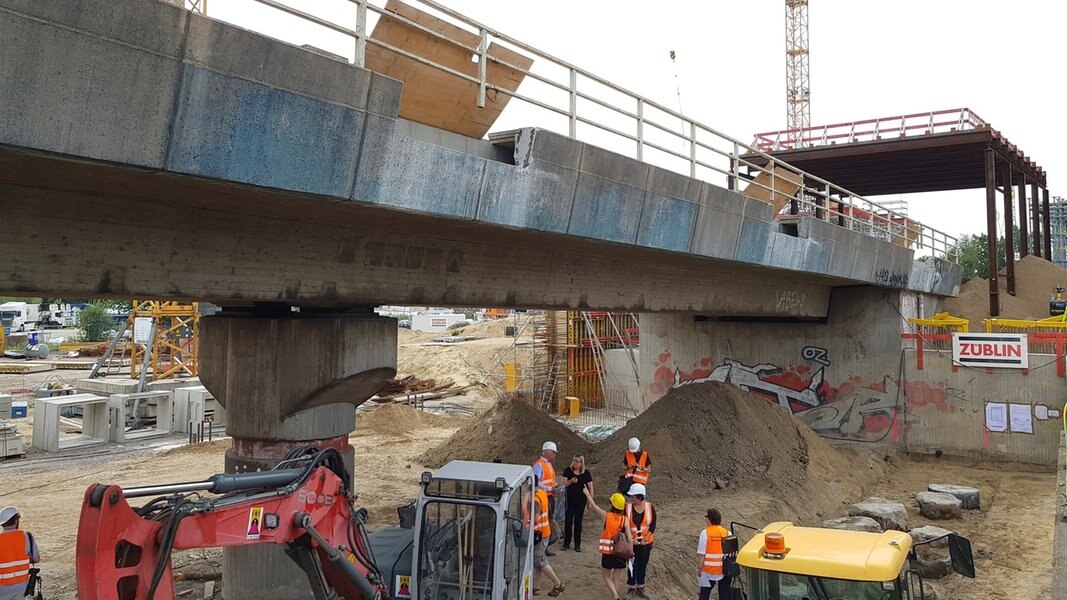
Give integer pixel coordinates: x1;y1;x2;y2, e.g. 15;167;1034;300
370;461;536;600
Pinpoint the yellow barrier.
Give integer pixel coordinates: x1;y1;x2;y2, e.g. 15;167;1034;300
908;312;970;333
984;315;1067;333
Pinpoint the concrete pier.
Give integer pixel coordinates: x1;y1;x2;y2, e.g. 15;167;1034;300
199;307;396;599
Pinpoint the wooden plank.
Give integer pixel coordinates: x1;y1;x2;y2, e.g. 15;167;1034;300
366;0;534;138
742;164;804;212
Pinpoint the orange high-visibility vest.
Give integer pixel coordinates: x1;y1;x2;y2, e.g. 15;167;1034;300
700;525;730;575
534;489;551;538
598;512;628;555
535;457;557;491
625;450;650;485
0;531;30;587
626;502;654;545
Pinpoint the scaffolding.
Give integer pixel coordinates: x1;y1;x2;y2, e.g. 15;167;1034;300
90;301;200;385
1050;197;1067;268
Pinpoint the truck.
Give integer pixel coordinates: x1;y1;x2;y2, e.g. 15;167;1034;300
38;302;84;329
736;521;975;600
0;301;39;333
76;447;536;600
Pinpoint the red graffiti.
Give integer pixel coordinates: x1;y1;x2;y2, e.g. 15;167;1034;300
903;381;950;412
699;357;711;367
649;366;675;397
658;352;671;364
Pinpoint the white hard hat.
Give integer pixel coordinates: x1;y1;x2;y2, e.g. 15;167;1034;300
0;506;19;526
542;441;557;453
627;483;647;497
628;437;641;452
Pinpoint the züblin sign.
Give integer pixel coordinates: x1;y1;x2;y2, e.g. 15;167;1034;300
952;333;1028;369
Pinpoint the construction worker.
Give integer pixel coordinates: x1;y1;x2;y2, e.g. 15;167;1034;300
697;508;732;600
532;484;566;597
584;487;632;600
624;483;655;597
533;441;561;555
0;506;39;600
622;437;651;492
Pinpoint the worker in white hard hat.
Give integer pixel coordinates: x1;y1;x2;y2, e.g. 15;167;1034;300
621;437;651;493
0;506;40;600
533;441;561;555
624;483;656;597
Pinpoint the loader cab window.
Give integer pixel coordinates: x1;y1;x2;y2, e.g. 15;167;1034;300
747;569;896;600
418;501;496;600
504;477;532;599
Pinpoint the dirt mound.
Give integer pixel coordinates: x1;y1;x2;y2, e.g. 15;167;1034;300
941;256;1067;325
418;398;590;468
357;404;460;436
591;382;847;499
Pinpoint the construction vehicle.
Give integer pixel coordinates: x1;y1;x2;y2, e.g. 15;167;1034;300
1050;286;1066;317
0;301;39;333
736;522;975;600
77;447;536;600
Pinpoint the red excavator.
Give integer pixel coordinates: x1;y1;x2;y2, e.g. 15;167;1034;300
77;446;536;600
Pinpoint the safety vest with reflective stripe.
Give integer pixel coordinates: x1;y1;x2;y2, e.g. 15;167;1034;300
625;502;654;545
701;525;730;575
0;531;30;586
625;450;650;485
535;457;557;491
598;512;628;555
534;489;551;538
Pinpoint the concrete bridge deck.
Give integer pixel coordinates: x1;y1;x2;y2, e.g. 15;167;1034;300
0;0;962;317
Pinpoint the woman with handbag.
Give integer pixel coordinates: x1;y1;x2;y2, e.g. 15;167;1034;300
584;488;633;600
624;483;655;598
697;508;734;600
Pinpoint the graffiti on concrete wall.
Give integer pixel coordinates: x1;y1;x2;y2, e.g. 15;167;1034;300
801;346;830;366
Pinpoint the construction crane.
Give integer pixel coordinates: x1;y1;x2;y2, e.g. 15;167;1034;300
785;0;811;147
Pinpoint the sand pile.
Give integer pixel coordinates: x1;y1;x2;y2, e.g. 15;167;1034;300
418;398;590;468
941;256;1067;325
357;404;459;436
591;382;845;498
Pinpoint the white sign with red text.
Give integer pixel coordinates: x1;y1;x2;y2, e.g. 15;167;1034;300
952;333;1028;369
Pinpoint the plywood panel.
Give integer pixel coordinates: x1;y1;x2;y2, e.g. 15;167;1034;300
742;164;803;212
366;0;534;138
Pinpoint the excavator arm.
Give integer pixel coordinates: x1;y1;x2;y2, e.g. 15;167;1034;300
76;447;388;600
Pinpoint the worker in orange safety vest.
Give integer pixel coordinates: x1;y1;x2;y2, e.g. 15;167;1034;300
623;437;651;489
624;483;656;597
530;486;566;597
697;508;733;600
0;506;39;600
533;441;561;555
585;488;632;600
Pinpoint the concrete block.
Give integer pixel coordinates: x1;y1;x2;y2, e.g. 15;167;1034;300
478;161;576;233
821;516;883;533
769;233;806;270
916;491;962;520
0;0;183;166
0;394;9;421
734;218;773;264
802;236;832;273
366;72;403;119
173;386;227;434
353;134;485;218
75;378;141;396
636;192;697;252
516;128;583;171
848;497;908;532
910;525;953;549
927;484;980;510
689;206;743;259
183;12;374;110
146;377;201;394
908;258;964;296
168;65;364;197
577;143;649;189
742;197;776;221
397;119;509;162
647;166;702;203
916;557;953;579
108;391;174;443
32;393;109;452
568;174;644;244
703;185;746;216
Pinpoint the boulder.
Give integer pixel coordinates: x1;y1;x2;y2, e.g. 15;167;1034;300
916;491;962;520
915;556;953;579
848;497;909;532
821;516;883;533
909;525;953;549
928;483;980;509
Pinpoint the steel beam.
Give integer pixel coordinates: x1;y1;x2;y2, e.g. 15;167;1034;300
1044;188;1053;260
985;148;1000;316
1031;182;1043;257
1002;162;1016;296
1017;171;1029;257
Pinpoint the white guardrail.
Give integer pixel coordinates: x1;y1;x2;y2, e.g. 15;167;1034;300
186;0;959;262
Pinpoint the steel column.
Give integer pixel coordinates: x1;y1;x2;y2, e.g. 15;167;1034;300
1031;182;1043;257
1002;162;1016;295
1044;188;1053;259
1016;172;1029;257
985;148;1000;316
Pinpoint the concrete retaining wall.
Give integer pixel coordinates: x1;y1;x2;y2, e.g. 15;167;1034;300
1054;434;1067;597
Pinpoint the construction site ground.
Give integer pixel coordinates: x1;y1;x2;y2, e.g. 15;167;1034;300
0;321;1057;599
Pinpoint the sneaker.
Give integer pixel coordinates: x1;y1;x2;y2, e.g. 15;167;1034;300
636;588;650;599
561;544;571;550
574;546;582;552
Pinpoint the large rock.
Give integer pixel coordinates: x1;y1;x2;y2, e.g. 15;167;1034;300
848;497;908;532
928;483;980;509
916;556;953;579
909;525;953;549
916;491;962;520
822;516;883;533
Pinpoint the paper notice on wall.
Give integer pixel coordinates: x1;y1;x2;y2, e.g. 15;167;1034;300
1034;405;1049;421
1050;409;1062;419
1009;403;1033;434
133;317;154;344
984;402;1007;433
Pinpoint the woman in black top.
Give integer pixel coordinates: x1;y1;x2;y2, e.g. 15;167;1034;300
561;454;593;551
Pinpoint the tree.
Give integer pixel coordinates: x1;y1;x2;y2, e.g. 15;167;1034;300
77;303;116;342
952;234;1008;282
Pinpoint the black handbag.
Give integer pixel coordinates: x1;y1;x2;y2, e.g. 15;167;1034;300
617;475;633;494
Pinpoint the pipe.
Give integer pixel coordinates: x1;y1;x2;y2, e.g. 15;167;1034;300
122;469;305;498
296;512;381;600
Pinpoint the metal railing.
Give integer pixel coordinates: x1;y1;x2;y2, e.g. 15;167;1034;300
753;107;988;152
191;0;959;261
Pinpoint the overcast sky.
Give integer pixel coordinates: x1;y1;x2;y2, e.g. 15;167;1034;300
205;0;1064;242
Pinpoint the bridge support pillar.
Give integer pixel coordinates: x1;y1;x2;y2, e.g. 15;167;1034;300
199;307;396;600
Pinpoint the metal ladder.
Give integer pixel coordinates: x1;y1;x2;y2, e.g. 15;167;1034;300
538;351;565;412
